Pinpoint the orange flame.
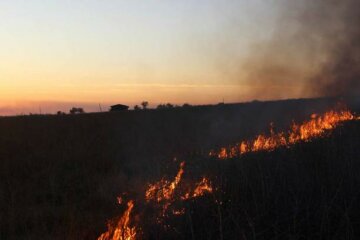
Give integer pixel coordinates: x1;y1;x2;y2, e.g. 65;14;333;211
182;177;213;200
192;177;213;197
145;161;213;218
98;200;137;240
98;108;357;238
99;108;357;238
145;161;185;203
145;161;186;218
211;110;356;159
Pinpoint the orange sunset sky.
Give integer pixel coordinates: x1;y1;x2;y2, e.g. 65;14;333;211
1;0;319;115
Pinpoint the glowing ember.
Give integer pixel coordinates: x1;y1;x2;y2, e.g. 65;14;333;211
211;110;356;159
98;200;137;240
172;209;186;215
192;177;213;197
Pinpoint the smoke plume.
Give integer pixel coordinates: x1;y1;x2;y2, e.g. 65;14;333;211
243;0;360;98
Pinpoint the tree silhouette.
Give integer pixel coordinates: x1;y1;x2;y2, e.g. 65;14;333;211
141;101;149;110
165;103;174;108
156;103;176;109
57;111;66;115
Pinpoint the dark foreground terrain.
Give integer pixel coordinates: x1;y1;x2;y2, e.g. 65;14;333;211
0;97;359;239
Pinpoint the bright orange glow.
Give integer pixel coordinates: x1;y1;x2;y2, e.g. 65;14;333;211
145;161;185;203
0;84;251;115
145;161;213;218
182;177;213;200
99;160;214;238
98;108;358;238
210;110;357;159
192;178;213;198
98;200;137;240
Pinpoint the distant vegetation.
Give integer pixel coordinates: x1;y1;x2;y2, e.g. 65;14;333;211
133;105;141;111
156;103;193;109
133;101;193;110
57;111;66;115
156;103;175;109
141;101;149;110
69;107;85;114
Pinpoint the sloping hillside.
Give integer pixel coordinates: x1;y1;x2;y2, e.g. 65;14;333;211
0;97;359;239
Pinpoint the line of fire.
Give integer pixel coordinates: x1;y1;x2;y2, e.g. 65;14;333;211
97;107;360;240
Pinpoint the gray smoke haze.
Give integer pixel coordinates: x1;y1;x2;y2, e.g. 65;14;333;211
242;0;360;98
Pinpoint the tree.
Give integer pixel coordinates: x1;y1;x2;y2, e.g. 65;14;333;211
156;104;165;109
156;103;174;109
141;101;149;110
165;103;174;108
134;105;141;111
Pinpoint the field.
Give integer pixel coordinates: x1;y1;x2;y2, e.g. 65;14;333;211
0;97;359;239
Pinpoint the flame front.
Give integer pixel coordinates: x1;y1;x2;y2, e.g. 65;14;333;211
211;110;356;159
97;200;137;240
98;108;358;238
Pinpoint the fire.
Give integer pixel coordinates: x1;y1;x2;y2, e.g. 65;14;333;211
145;161;213;218
172;209;186;215
145;161;185;203
211;110;356;159
145;162;213;203
182;177;213;200
289;110;354;142
98;200;137;240
99;160;214;239
192;177;213;197
98;108;357;238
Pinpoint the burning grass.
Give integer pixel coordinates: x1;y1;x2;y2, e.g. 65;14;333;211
97;201;136;240
97;161;213;239
210;110;356;159
2;98;359;239
98;108;359;239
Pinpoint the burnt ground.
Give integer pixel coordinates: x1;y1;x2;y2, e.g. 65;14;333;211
0;97;359;239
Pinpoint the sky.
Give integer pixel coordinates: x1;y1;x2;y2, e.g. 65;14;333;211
0;0;310;115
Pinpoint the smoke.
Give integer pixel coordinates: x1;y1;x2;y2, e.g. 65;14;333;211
242;0;360;98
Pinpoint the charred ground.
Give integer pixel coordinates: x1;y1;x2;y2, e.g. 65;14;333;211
0;97;359;239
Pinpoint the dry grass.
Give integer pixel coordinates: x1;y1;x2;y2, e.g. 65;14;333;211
0;97;359;239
